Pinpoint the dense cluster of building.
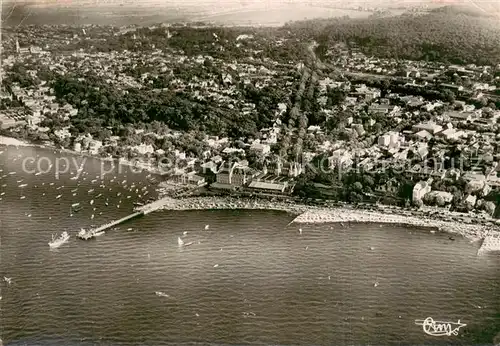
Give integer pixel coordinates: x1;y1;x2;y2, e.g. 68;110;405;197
1;24;500;217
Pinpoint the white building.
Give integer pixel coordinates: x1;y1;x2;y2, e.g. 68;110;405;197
132;144;154;155
250;142;270;156
412;179;432;202
378;134;390;147
465;194;477;209
412;122;443;135
88;140;103;155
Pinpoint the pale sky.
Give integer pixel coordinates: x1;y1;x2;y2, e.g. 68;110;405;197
2;0;499;20
4;0;498;7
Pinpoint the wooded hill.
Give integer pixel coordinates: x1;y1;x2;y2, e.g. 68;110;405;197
285;6;500;66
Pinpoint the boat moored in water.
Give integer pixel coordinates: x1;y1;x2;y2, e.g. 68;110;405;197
178;237;194;247
48;231;70;248
78;228;105;240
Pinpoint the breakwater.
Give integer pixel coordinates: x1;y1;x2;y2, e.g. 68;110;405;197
155;196;310;214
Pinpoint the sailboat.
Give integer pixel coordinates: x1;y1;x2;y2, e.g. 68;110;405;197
178;237;193;247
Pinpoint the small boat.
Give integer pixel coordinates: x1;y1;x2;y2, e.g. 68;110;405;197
133;202;144;207
18;183;27;188
155;291;169;297
449;236;455;241
204;224;209;230
90;200;94;205
34;172;42;176
77;229;96;240
178;237;194;247
94;231;105;237
4;276;12;284
70;176;78;180
242;311;256;318
48;231;70;248
56;194;62;199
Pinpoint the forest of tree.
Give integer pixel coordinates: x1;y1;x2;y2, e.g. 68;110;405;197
50;73;290;139
286;7;500;66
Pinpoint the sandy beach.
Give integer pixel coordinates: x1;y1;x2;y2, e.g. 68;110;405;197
0;136;31;147
292;208;497;242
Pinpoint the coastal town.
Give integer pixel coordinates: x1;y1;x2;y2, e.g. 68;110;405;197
1;19;500;226
1;5;500;346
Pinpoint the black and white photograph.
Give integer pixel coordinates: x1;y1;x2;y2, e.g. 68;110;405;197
0;0;499;344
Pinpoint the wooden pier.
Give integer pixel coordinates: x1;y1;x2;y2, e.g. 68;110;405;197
91;211;144;233
78;197;175;239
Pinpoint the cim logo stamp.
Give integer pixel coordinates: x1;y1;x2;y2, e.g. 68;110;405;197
415;317;467;337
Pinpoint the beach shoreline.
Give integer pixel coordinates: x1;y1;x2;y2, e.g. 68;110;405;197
155;196;500;242
0;135;33;147
0;135;165;176
2;134;500;244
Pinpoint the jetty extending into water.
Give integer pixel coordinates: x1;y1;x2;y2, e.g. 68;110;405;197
77;197;175;239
